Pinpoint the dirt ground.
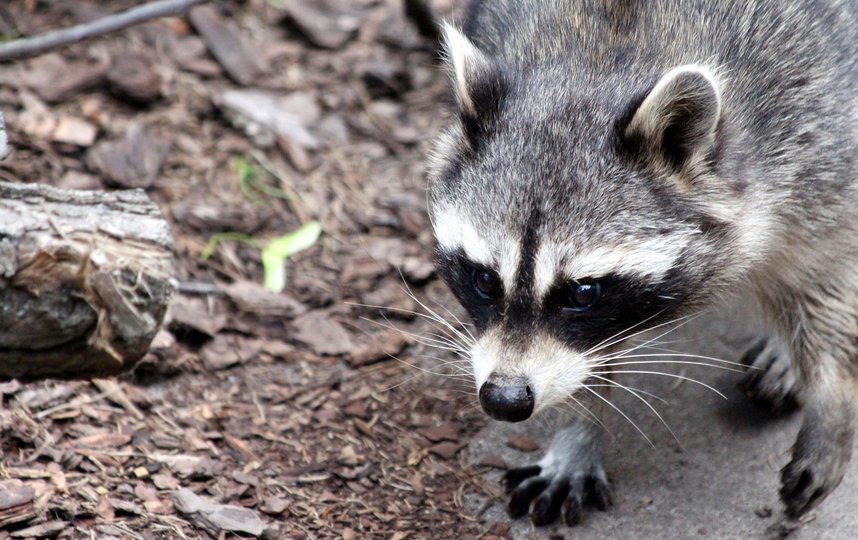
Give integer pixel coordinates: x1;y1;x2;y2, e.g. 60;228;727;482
0;1;502;538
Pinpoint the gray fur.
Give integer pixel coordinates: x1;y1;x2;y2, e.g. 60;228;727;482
429;0;858;526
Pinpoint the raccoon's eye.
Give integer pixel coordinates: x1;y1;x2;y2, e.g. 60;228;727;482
566;282;601;312
472;268;501;300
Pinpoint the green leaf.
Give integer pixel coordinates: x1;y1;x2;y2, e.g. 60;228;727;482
261;221;322;292
201;232;258;260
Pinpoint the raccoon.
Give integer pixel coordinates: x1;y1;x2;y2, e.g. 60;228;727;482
428;0;858;527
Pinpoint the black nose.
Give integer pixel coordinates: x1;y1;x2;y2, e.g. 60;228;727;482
479;380;534;422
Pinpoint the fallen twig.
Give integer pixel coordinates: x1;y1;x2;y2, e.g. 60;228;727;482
0;0;209;61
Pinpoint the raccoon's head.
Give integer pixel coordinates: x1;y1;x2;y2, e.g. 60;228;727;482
429;25;765;422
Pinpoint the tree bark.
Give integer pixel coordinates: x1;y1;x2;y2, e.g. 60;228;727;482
0;181;175;381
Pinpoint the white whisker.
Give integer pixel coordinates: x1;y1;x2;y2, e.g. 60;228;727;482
589;311;704;358
599;352;746;369
361;316;469;354
586;310;703;356
586;382;670;406
564;394;612;436
592;370;727;399
352;304;471;351
583;386;655;447
596;359;745;374
395;273;476;347
589;375;680;445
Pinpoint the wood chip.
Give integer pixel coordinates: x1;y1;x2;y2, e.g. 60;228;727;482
291;311;353;356
427;441;465;460
24;55;109;104
87;124;172;189
260;496;289;515
400;257;435;284
218;89;319;149
150;453;223;479
342;401;369;419
109;498;146;516
0;480;36;527
73;432;132;449
107;51;162;104
168;296;226;337
417;424;459;443
92;379;144;420
52;116;97;146
189;5;266;85
174;488;264;537
281;2;359;50
506;436;540;453
477;454;509;470
143;499;173;515
9;520;67;538
151;474;180;491
200;334;261;371
56;170;102;190
224;280;307;318
224;432;259;462
347;332;408;367
337;445;361;467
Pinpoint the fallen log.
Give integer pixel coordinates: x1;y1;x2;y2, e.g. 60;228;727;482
0;142;174;380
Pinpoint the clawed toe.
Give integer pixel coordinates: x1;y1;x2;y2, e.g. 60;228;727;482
502;465;612;526
781;457;828;517
739;338;800;413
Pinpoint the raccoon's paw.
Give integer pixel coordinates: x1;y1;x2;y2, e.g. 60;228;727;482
780;444;849;518
739;338;800;413
503;457;611;526
780;415;852;518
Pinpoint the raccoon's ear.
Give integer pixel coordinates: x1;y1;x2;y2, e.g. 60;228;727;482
441;23;510;141
625;64;722;170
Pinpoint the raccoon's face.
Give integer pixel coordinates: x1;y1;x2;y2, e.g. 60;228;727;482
429;25;759;422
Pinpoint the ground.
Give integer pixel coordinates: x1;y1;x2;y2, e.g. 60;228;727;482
1;1;858;539
0;1;490;538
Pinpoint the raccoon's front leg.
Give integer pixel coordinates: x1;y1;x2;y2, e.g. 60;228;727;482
504;418;610;526
776;288;858;518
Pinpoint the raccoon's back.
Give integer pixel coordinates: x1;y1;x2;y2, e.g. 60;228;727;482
463;0;858;200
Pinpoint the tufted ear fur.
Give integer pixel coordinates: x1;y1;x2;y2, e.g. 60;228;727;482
441;23;510;143
625;64;722;170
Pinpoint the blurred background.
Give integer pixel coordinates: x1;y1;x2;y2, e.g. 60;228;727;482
0;1;492;538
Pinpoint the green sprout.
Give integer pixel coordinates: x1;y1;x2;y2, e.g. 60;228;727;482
202;221;322;293
201;232;258;260
260;221;322;292
231;155;292;204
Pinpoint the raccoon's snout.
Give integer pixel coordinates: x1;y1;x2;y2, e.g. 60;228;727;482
479;378;534;422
